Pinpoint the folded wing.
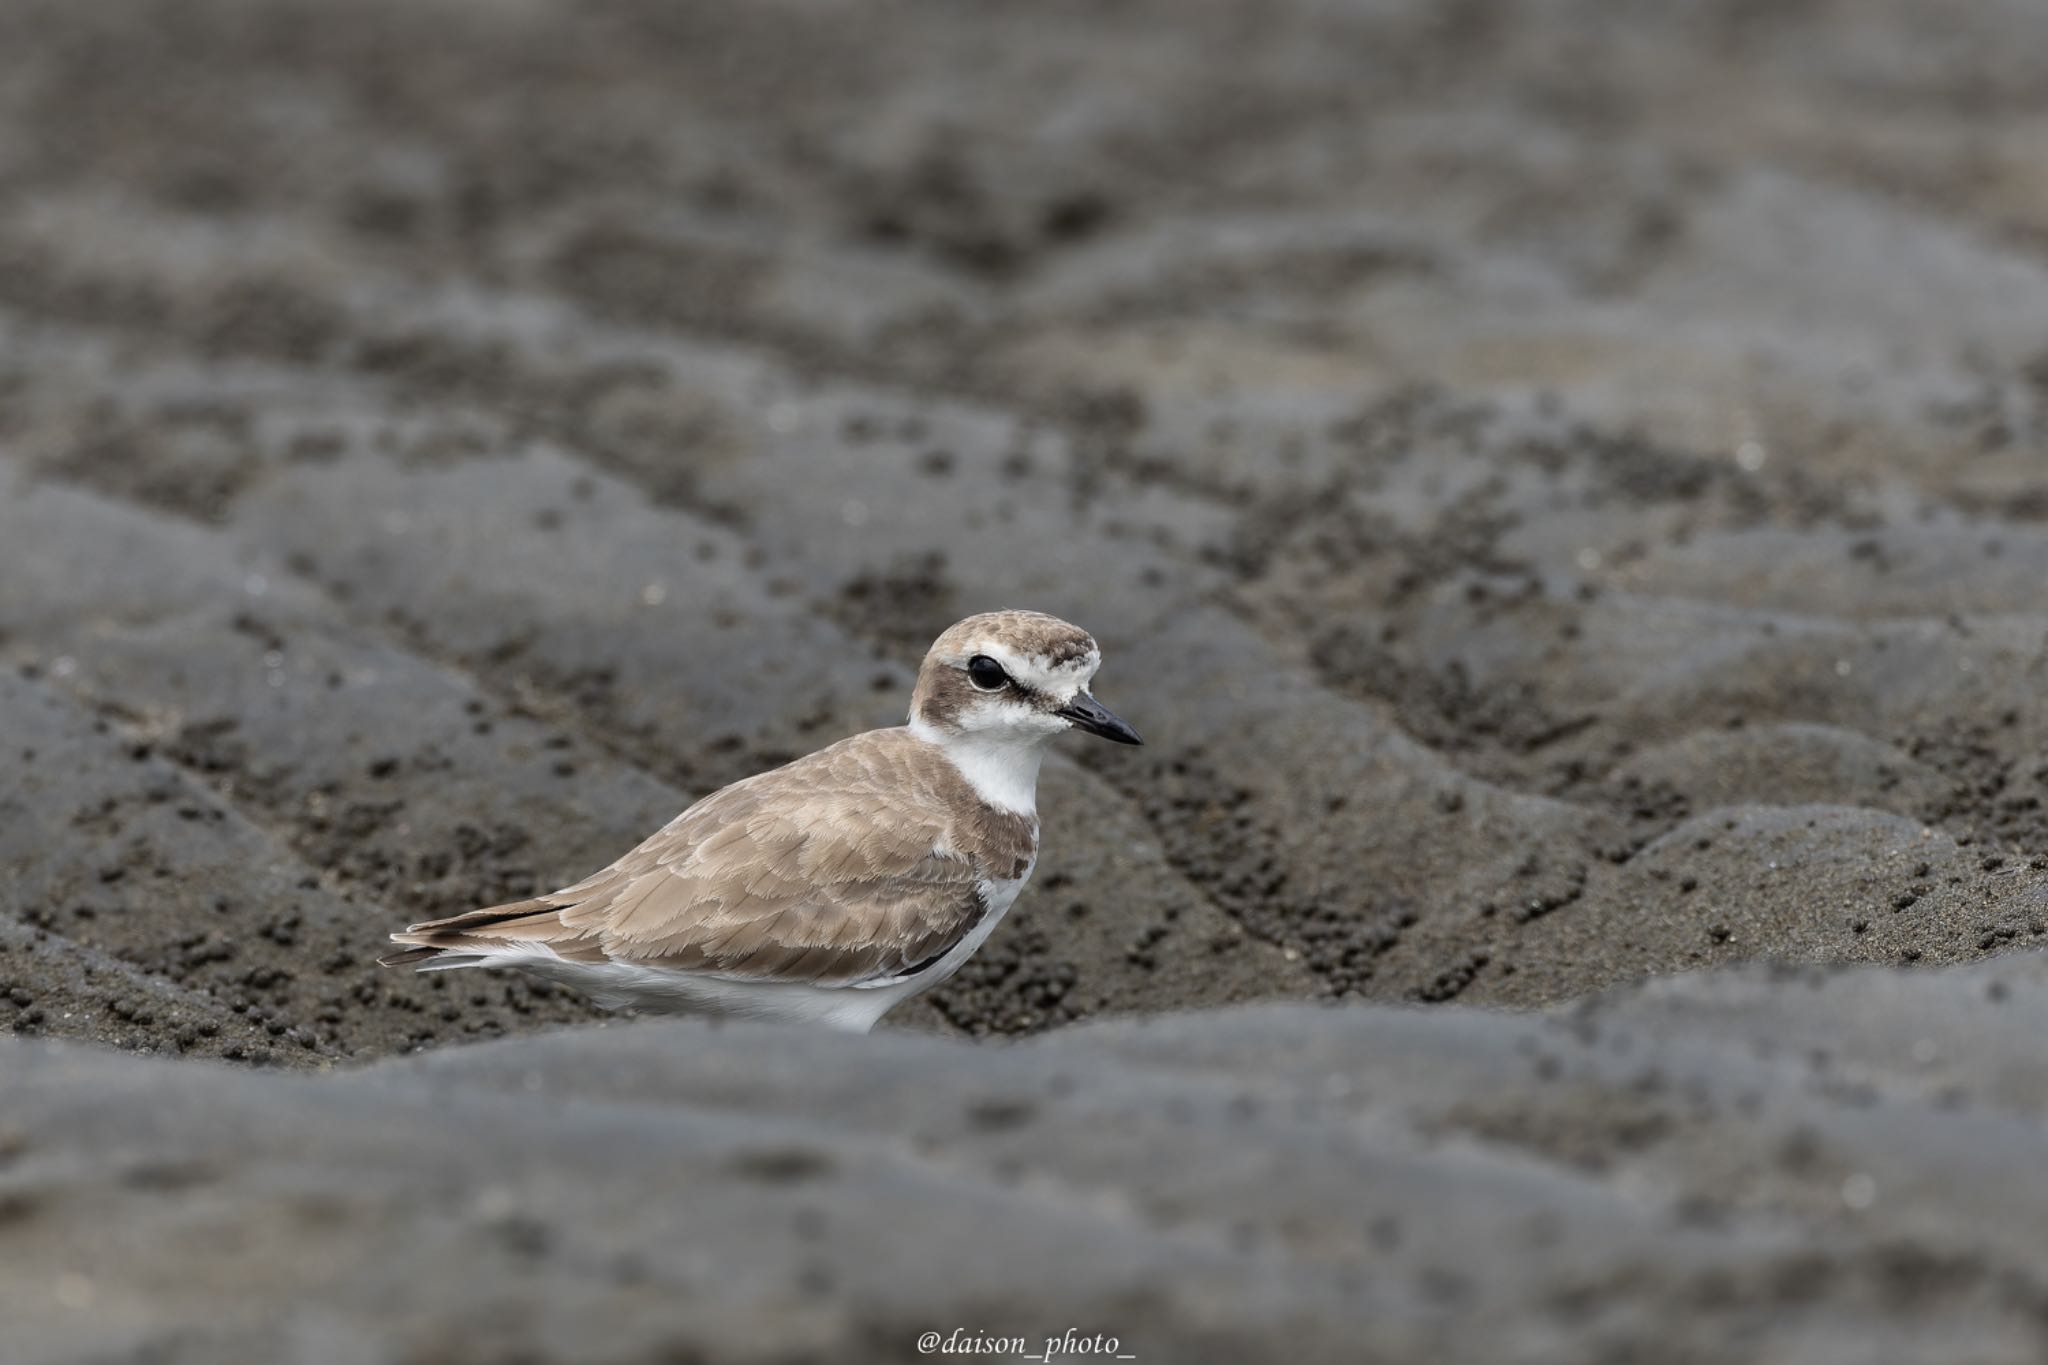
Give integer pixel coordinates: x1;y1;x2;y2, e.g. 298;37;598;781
385;731;1019;987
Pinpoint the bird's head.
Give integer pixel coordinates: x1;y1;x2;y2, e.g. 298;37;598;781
909;610;1141;750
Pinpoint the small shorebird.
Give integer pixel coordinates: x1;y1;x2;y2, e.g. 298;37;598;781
381;611;1140;1032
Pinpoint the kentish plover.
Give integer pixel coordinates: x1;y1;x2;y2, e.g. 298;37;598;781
380;611;1141;1032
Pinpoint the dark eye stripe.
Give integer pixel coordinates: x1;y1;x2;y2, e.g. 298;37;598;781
966;655;1010;691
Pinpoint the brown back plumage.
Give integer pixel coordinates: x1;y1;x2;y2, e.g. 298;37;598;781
385;727;1037;986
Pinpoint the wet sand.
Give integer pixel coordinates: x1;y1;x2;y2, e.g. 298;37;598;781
6;0;2048;1358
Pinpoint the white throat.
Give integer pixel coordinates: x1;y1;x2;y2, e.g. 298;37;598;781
908;718;1047;815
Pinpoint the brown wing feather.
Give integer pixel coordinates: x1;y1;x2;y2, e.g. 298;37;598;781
385;728;1036;986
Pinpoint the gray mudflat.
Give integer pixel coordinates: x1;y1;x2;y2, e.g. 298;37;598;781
4;0;2048;1357
7;956;2048;1363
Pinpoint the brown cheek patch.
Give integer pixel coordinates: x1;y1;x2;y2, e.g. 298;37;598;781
911;668;976;726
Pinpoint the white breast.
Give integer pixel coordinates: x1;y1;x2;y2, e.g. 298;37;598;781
907;719;1047;815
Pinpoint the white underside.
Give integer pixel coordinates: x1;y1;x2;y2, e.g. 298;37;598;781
418;866;1035;1034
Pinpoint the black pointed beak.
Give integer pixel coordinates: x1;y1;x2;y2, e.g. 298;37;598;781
1057;692;1143;745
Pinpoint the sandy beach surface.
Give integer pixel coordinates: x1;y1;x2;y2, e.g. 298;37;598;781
6;0;2048;1359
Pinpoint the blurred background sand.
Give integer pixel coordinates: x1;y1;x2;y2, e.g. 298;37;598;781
7;1;2048;1359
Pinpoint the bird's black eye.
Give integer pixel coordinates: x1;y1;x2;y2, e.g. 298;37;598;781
966;655;1010;691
